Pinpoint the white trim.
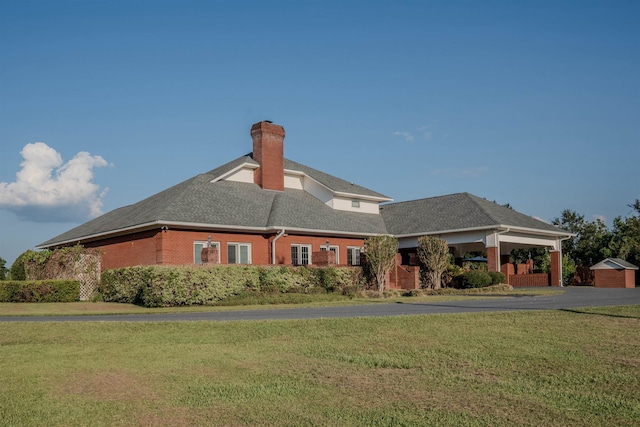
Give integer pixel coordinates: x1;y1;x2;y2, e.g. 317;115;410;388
227;242;252;264
320;245;340;264
283;168;393;203
194;240;220;264
392;225;573;239
291;244;312;265
210;162;259;184
346;246;362;266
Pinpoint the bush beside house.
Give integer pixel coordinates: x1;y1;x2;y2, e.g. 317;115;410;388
101;265;365;307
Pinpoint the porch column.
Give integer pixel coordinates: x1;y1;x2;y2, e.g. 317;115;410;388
550;250;562;287
487;246;499;272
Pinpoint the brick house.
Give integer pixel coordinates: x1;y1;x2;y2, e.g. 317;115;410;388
38;121;573;288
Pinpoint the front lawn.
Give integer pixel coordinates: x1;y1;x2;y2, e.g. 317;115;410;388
0;305;638;426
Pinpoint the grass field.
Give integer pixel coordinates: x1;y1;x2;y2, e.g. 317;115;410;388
0;305;638;426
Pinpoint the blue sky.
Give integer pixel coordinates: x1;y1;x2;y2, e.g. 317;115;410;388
1;0;639;265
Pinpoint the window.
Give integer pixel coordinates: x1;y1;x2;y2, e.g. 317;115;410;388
320;245;340;264
228;243;251;264
194;241;220;264
291;244;311;265
347;247;361;266
351;200;360;208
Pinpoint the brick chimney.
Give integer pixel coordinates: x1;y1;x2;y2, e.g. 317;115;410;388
251;121;285;191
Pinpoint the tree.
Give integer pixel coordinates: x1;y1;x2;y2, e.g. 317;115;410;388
553;210;612;265
609;199;640;268
417;236;450;289
0;257;7;280
363;235;398;295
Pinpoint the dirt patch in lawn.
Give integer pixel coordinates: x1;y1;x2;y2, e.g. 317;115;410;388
61;371;158;403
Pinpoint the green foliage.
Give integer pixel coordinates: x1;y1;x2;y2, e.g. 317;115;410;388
609;202;640;268
9;250;33;281
442;263;464;287
460;270;493;288
100;265;364;307
363;235;398;294
0;280;80;302
417;236;451;289
0;257;7;280
510;247;550;273
487;271;506;285
562;254;577;286
553;210;613;265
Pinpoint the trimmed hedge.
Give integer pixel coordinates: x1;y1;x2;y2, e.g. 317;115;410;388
100;265;364;307
0;280;80;302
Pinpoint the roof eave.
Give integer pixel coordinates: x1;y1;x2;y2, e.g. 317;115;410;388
393;225;574;239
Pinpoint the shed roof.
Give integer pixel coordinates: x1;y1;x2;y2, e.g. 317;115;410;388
590;258;639;270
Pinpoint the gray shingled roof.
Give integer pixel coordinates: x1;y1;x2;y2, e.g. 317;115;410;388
39;158;569;248
39;156;390;247
380;192;566;236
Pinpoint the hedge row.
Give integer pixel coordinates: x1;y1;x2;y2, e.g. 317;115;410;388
100;265;364;307
0;280;80;302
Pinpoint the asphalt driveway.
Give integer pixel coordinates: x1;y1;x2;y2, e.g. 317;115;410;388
1;287;639;323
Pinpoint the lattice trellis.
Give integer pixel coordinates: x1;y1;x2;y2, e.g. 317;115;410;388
75;253;101;300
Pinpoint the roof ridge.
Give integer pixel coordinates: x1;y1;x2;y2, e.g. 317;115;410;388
383;192;468;207
464;193;505;225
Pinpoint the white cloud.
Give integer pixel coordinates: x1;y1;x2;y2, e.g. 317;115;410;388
393;131;415;142
0;142;109;222
533;216;550;224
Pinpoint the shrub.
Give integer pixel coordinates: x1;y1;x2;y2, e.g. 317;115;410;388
9;250;32;281
100;264;364;307
101;266;153;304
0;280;80;302
461;270;493;288
487;271;506;285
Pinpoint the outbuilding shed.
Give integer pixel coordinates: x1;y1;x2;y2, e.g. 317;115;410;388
590;258;638;288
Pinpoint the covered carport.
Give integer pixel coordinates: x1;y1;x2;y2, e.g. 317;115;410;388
381;193;573;288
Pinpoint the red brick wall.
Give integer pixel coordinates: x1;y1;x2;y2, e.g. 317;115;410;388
389;254;419;289
84;229;366;270
509;273;550;287
84;230;160;270
594;269;636;288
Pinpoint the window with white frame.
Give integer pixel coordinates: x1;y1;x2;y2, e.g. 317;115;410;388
228;243;251;264
320;245;340;264
194;241;220;264
291;244;311;265
347;246;361;266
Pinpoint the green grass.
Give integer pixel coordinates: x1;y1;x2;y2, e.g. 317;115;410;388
1;306;638;426
0;288;561;316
